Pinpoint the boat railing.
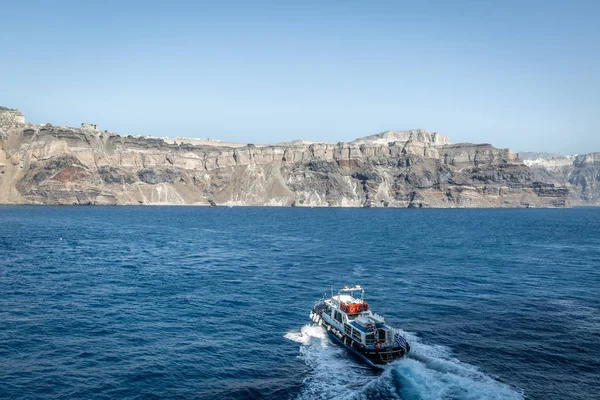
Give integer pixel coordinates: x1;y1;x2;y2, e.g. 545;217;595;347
371;313;385;323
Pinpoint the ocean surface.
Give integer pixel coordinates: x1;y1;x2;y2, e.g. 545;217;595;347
1;206;599;400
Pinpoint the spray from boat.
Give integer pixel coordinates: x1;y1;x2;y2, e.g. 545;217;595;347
285;285;523;399
285;323;524;400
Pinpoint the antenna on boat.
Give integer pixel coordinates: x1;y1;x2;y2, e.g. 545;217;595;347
331;286;334;298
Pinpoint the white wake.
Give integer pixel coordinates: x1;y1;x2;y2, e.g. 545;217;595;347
285;324;524;400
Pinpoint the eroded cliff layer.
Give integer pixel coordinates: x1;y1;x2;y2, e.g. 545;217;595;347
0;108;569;207
524;153;600;206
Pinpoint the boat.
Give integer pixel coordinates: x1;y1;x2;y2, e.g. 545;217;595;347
309;285;410;368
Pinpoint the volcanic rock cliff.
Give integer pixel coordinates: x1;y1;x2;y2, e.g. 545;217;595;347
522;153;600;206
0;107;570;207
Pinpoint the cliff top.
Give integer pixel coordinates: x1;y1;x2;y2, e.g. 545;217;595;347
351;129;450;146
0;106;450;148
0;106;20;113
519;151;565;161
0;106;455;148
0;107;25;126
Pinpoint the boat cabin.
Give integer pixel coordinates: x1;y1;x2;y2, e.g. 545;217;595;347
310;285;410;366
321;286;392;348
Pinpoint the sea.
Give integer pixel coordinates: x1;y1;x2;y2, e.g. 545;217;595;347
1;206;599;400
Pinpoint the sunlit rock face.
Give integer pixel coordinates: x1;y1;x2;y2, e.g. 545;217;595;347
0;107;570;207
522;152;600;206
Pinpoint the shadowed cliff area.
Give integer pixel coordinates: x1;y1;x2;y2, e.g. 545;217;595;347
0;107;574;207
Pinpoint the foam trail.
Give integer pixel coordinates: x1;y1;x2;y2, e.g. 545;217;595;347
392;329;523;400
285;324;383;400
284;323;326;345
285;325;524;400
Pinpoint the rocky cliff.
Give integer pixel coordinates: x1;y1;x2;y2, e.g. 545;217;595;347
523;153;600;206
0;107;569;207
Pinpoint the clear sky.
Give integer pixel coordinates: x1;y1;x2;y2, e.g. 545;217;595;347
1;0;598;154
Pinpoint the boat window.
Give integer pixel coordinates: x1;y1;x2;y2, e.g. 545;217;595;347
324;305;331;316
347;314;359;321
344;324;352;335
334;311;343;323
365;334;374;345
351;328;361;341
377;329;386;342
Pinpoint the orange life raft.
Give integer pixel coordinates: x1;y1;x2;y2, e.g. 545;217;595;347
340;301;369;314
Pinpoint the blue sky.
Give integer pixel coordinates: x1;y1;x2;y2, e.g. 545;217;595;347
1;0;598;154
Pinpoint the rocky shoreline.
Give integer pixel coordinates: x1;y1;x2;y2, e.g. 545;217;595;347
1;107;594;208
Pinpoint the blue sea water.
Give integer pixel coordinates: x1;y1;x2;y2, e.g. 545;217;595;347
1;206;599;400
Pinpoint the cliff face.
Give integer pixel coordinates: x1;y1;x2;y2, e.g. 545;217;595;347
524;153;600;206
0;108;569;207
